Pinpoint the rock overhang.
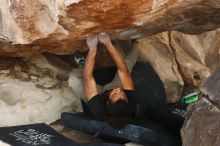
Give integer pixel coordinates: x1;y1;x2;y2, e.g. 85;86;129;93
0;0;220;57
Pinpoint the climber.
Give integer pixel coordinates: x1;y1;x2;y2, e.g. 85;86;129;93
68;32;138;126
67;32;188;140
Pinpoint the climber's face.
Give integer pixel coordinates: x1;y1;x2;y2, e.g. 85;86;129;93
109;87;128;103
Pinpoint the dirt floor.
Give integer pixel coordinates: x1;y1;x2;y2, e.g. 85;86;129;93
50;120;142;146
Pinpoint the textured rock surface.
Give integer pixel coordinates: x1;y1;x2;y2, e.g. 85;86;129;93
137;29;219;102
0;29;219;126
0;55;82;127
137;32;184;102
181;67;220;146
0;0;220;57
170;32;212;86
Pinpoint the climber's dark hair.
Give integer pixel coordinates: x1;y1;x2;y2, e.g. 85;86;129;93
105;99;133;117
104;98;134;128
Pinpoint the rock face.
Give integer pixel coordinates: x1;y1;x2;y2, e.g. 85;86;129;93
0;0;220;57
137;32;184;102
0;29;219;126
181;67;220;146
0;28;219;126
0;0;220;128
137;29;219;102
0;55;82;127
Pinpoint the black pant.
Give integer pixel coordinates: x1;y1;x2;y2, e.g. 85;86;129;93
61;112;181;146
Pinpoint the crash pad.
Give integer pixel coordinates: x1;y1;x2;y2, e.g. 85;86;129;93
0;123;77;146
0;123;123;146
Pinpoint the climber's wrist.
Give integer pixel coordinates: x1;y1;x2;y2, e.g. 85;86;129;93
105;42;113;49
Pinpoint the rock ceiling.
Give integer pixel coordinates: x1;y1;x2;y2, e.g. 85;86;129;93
0;0;220;57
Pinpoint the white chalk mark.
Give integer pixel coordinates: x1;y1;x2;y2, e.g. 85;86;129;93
9;129;54;145
64;0;83;7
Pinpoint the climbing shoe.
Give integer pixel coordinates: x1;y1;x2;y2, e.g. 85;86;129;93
74;51;86;68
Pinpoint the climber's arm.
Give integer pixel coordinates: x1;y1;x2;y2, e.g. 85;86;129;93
98;33;134;90
83;35;98;100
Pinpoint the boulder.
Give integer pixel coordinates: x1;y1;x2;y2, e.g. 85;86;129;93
181;67;220;146
170;31;212;87
0;55;82;127
136;32;183;103
136;29;219;102
0;0;220;57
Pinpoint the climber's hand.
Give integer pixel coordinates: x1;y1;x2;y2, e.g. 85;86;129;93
98;32;111;46
86;35;98;50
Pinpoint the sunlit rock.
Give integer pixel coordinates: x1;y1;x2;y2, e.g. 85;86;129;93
0;55;82;127
136;29;219;102
170;31;212;86
0;0;219;57
136;32;184;103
